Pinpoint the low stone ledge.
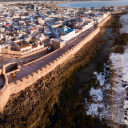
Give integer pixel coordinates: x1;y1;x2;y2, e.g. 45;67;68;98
0;91;2;96
63;52;67;56
32;72;37;76
37;69;42;73
0;84;8;92
55;58;59;61
21;77;28;81
59;56;63;59
20;79;23;82
31;73;34;76
26;76;29;79
57;56;61;59
27;74;32;78
66;50;70;53
71;47;75;50
65;51;69;54
47;63;51;66
77;42;81;45
14;81;17;85
73;45;77;48
40;68;43;71
41;67;45;71
36;70;38;73
49;62;53;65
44;65;48;68
9;82;16;86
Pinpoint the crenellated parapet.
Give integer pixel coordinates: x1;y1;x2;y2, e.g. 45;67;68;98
98;15;111;27
0;14;111;112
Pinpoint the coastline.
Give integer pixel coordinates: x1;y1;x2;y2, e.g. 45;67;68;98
47;0;124;9
1;11;126;127
0;0;126;126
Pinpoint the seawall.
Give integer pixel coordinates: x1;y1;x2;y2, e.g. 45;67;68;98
0;15;111;112
98;15;111;27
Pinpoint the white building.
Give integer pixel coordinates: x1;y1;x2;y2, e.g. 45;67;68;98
38;17;45;25
60;27;76;42
82;20;94;31
0;33;3;40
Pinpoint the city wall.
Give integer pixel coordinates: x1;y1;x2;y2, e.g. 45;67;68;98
20;46;48;59
0;15;111;112
1;48;21;56
98;15;111;27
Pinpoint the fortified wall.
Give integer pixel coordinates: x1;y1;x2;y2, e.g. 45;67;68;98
98;15;111;27
0;15;111;112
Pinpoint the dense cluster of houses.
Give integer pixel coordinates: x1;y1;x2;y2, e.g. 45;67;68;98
0;1;110;56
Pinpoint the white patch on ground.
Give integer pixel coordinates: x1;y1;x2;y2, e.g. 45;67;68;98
85;14;128;125
85;48;128;126
94;72;105;86
85;64;111;123
86;103;104;116
120;14;128;34
90;87;103;102
110;49;128;125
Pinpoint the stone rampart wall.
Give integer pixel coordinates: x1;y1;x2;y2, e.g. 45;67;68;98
0;27;100;112
98;15;111;27
1;48;21;56
0;15;111;112
20;46;48;59
8;27;100;94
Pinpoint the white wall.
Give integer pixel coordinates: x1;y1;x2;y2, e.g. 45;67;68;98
60;30;75;42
